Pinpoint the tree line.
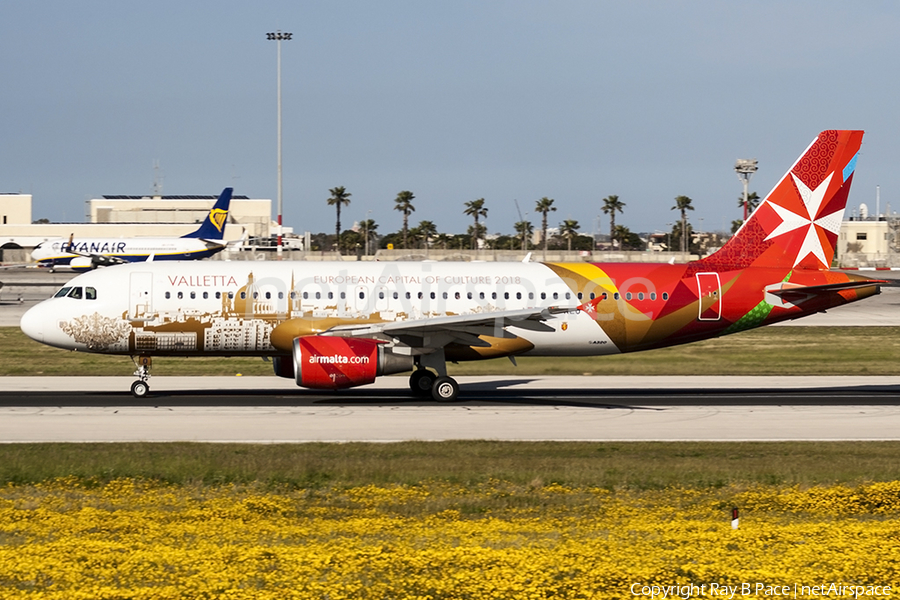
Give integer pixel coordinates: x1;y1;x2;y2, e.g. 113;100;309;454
318;186;754;255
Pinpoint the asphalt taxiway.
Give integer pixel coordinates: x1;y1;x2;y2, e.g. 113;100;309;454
1;376;899;442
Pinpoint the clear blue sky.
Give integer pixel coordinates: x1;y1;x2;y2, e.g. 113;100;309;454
3;1;899;237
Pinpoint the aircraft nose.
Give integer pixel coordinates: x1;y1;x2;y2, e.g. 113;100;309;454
20;303;46;343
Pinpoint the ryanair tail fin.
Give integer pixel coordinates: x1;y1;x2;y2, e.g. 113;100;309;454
182;187;233;240
699;130;863;272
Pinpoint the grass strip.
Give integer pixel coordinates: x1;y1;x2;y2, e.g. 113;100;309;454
2;441;900;489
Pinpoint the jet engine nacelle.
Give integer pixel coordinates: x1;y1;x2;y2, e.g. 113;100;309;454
288;336;414;389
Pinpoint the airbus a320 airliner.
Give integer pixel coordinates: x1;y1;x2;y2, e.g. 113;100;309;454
31;188;233;271
20;131;886;400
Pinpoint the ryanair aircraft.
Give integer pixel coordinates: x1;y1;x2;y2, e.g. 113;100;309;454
31;188;233;270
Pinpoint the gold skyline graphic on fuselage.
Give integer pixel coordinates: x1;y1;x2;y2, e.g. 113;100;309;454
114;270;534;357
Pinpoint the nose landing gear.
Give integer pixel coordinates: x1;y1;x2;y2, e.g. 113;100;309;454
130;355;152;398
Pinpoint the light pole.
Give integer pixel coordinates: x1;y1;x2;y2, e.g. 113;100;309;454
364;210;372;257
267;30;293;257
734;158;758;223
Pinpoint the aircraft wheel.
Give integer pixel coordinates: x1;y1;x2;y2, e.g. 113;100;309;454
131;380;150;398
409;369;436;396
431;376;459;402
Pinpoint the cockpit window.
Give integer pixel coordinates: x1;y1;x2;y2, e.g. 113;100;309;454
67;287;82;299
54;287;72;298
86;287;97;300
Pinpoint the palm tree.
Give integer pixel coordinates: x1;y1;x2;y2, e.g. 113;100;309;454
534;197;556;258
601;195;625;248
463;198;488;250
559;219;580;252
738;191;760;217
671;195;694;254
514;220;533;251
393;191;415;249
360;218;378;255
415;220;437;249
326;186;351;252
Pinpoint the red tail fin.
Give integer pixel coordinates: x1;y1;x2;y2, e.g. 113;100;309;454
699;130;863;272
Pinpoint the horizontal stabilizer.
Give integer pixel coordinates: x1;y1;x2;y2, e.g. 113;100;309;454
767;279;888;298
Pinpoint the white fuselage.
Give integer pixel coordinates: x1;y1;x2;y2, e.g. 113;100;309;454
20;261;617;357
31;237;222;267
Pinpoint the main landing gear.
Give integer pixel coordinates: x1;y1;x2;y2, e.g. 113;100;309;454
130;355;152;398
408;349;460;402
409;369;460;402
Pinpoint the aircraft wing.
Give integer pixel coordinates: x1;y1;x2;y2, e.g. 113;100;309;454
69;250;128;268
327;306;576;353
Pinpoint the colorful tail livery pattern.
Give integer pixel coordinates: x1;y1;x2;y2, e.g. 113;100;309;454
20;131;887;401
548;130;874;352
702;129;862;271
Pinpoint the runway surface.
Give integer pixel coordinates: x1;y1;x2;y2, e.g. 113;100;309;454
2;376;899;442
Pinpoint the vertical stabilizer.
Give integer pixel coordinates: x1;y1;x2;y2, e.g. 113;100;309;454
182;187;233;239
699;130;863;272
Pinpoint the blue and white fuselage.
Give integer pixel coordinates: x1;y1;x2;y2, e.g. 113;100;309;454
31;187;233;271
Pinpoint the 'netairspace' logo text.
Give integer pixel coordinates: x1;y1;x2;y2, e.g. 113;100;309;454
630;583;892;599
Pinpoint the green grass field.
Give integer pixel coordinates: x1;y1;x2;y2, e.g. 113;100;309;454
1;325;896;376
2;441;900;489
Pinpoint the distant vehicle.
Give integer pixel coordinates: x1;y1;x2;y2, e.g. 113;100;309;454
31;188;233;271
20;131;888;400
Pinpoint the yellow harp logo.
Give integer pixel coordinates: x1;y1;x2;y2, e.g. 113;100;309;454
209;209;227;233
